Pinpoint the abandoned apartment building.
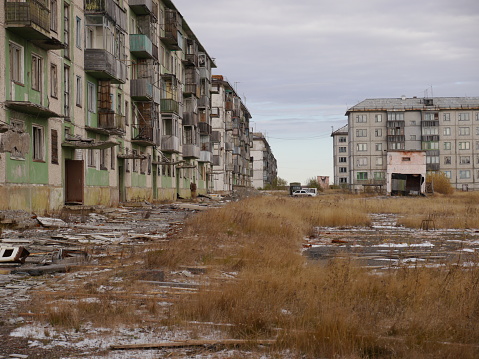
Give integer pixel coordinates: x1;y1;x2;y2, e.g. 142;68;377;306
332;97;479;194
0;0;277;212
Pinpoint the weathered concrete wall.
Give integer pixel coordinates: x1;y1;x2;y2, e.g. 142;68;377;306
0;184;64;212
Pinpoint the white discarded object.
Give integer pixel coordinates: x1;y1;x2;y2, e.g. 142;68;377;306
36;217;68;228
0;246;30;263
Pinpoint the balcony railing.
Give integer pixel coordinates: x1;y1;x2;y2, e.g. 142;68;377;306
199;122;211;135
129;34;154;59
84;49;126;84
160;99;179;114
85;0;127;31
161;135;180;153
161;9;181;50
199;150;211;163
131;78;154;101
128;0;154;16
5;0;64;49
98;111;126;135
132;124;160;146
183;112;198;126
211;131;221;143
183;144;200;158
212;155;221;166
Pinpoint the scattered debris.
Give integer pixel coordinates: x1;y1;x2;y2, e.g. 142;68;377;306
36;217;68;228
110;339;276;350
0;246;30;263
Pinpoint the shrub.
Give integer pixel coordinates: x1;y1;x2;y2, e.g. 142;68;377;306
426;172;454;195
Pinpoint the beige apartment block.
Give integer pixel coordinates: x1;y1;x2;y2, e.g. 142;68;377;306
333;97;479;192
251;132;277;189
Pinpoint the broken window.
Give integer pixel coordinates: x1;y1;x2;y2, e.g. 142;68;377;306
444;171;451;179
357;158;367;167
339;157;347;163
459;156;470;165
9;42;23;84
339;167;347;173
51;129;58;164
31;54;43;92
50;64;58;98
444;156;451;165
32;125;44;161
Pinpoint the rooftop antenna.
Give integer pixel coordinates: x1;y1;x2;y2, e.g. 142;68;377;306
234;82;241;92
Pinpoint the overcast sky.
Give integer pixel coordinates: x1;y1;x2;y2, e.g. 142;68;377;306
174;0;479;184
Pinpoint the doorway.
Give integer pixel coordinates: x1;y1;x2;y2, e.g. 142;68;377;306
65;159;84;204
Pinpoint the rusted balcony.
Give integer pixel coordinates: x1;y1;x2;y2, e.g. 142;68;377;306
183;112;198;126
131;78;154;101
225;142;233;151
132;124;160;146
160;9;181;51
5;0;64;50
85;0;127;31
98;111;126;135
211;131;221;143
128;0;154;16
183;84;200;97
198;122;211;135
84;49;126;84
161;135;180;153
130;34;155;59
160;99;179;114
183;144;200;158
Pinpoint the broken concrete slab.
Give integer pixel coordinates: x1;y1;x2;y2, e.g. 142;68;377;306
36;217;68;228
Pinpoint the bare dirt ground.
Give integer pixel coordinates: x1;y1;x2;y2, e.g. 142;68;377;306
1;197;479;358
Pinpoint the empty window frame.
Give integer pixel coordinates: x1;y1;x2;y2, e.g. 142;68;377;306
339;167;347;173
32;125;45;161
339;136;347;143
50;0;57;32
459;156;471;164
50;64;58;98
76;76;82;107
31;54;43;92
9;42;24;84
88;149;96;167
375;114;382;123
87;82;96;113
444;156;451;165
51;129;58;164
10;120;25;159
387;112;404;121
356;129;367;137
339;157;347;163
75;16;82;49
357;157;367;166
339;146;347;153
444;171;451;179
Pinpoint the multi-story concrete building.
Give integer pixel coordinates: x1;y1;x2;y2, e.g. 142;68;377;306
211;75;253;193
251;132;277;189
0;0;233;211
332;97;479;192
331;124;349;188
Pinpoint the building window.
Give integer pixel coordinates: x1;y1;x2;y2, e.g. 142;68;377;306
375;143;382;151
357;143;367;151
444;171;451;179
356;115;367;123
410;120;417;126
64;66;70;118
211;107;220;117
476;141;479;150
410;135;416;140
443;113;450;121
50;64;58;98
32;125;44;161
387;112;404;121
31;54;42;92
459;156;471;164
443;127;451;136
132;150;138;172
426;156;439;164
459;170;471;179
339;146;347;153
459;113;470;121
424;113;438;121
374;172;384;180
110;147;115;170
50;0;57;32
444;156;451;165
75;16;82;49
125;101;129;126
339;167;347;173
9;42;24;84
376;157;383;165
339;157;347;163
76;76;82;107
458;142;470;150
338;136;347;143
389;142;404;150
375;114;382;123
422;142;439;150
51;129;58;164
88;149;96;167
375;129;382;137
444;142;451;150
100;149;107;170
459;127;470;136
339;177;348;183
357;172;368;180
357;158;367;167
64;3;70;58
87;82;96;113
422;127;438;135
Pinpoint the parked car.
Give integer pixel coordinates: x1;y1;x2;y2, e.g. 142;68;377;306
292;189;315;197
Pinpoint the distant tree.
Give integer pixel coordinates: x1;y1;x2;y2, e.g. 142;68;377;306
305;177;323;192
264;177;288;190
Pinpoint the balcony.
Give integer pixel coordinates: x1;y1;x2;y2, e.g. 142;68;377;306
212;155;220;166
132;124;160;146
161;9;182;51
98;111;126;135
128;0;155;16
85;0;127;31
211;131;221;143
161;135;180;153
130;34;155;59
183;144;200;158
183;84;200;97
84;49;126;84
160;99;179;114
225;142;233;151
225;164;234;171
199;150;211;163
131;78;154;101
182;112;198;126
199;122;211;135
5;0;64;50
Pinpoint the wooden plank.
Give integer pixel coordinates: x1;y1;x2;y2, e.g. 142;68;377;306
110;339;276;350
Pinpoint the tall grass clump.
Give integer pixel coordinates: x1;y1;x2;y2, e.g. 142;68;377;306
427;171;455;195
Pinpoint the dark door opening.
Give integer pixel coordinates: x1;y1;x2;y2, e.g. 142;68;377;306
65;160;84;204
